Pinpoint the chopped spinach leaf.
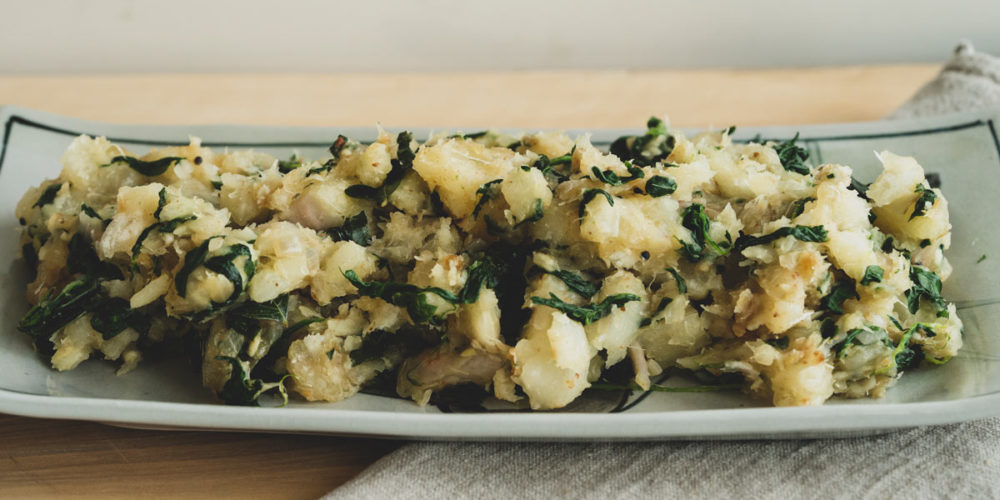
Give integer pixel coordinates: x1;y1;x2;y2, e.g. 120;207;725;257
678;204;730;262
175;237;220;298
202;244;255;306
543;269;598;299
591;163;644;186
788;197;815;218
344;270;460;325
848;177;870;199
33;183;62;208
579;188;614;218
733;225;828;251
772;132;810;175
820;317;837;338
893;323;934;371
906;266;949;317
80;204;105;222
345;131;416;205
910;184;937;220
765;337;790;350
860;265;884;286
18;277;102;340
458;257;499;304
645;175;677;197
609;116;675;167
215;356;289;406
664;267;687;294
283;317;324;337
820;280;859;315
640;297;673;327
277;155;302;173
106;155;184;176
89;297;134;340
472;179;503;218
153;187;168;219
530;292;640;325
68;232;123;280
328;211;371;246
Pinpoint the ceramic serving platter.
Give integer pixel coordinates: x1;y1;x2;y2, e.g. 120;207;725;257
1;105;999;440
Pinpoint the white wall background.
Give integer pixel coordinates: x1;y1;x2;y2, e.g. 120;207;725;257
1;0;998;73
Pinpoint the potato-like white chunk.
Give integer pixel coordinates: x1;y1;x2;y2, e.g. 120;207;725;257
413;139;523;218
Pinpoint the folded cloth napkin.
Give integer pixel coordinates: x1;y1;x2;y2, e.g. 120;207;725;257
326;43;1000;500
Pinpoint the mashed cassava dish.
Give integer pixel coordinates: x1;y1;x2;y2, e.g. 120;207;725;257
14;118;962;409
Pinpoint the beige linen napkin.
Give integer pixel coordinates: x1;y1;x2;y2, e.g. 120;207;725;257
326;43;1000;500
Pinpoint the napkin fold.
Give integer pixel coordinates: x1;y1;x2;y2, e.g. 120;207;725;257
326;43;1000;500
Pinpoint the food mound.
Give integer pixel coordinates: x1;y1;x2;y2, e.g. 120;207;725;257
14;118;962;409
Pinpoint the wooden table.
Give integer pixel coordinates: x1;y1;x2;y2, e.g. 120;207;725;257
0;64;938;499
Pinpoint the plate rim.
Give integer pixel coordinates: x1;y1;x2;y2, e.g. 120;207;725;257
2;104;999;440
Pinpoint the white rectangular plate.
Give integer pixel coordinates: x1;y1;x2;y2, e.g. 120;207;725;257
2;105;999;440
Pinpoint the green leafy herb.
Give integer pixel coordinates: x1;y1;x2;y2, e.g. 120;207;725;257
832;326;892;361
328;211;371;246
153;187;168;219
277;155;302;173
645;175;677;197
33;183;62;208
609;116;675;167
215;356;289;406
225;296;289;337
733;225;828;251
910;184;937;220
89;297;135;340
772;132;810;175
678;204;730;262
526;153;571;181
591;163;644;186
978;254;987;264
514;199;545;226
283;317;324;337
530;292;640;325
458;258;499;304
175;237;220;298
788;197;815;218
820;317;837;338
345;131;415;204
131;215;197;271
664;267;687;294
203;244;255;306
893;323;935;371
68;232;122;280
157;215;197;233
848;177;869;199
80;204;105;222
820;280;859;315
472;179;503;218
344;270;460;325
906;266;949;317
543;269;599;299
860;265;884;286
640;297;673;327
106;156;184;176
766;337;790;350
17;277;102;340
579;188;614;218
